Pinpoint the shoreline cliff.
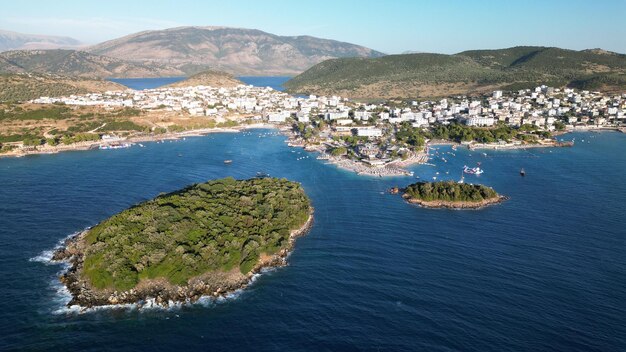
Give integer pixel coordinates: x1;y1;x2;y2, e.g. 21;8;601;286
52;210;314;309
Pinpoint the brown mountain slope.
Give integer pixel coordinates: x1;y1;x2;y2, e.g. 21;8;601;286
87;26;385;76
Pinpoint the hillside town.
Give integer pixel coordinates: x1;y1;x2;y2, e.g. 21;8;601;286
26;83;626;175
32;84;626;131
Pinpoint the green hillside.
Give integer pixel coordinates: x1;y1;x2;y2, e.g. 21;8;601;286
286;53;495;86
285;46;626;98
461;47;626;71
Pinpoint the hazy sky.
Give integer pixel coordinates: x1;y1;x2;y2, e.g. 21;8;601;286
1;0;625;54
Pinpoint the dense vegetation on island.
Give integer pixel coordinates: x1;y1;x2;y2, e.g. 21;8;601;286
80;177;311;291
284;46;626;98
404;181;500;203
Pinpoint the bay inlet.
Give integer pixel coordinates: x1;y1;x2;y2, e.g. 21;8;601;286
1;129;625;350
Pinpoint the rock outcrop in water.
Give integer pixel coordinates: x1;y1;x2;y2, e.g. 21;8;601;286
400;181;506;209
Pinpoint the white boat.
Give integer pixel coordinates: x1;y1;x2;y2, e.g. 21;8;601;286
100;143;132;150
463;165;484;175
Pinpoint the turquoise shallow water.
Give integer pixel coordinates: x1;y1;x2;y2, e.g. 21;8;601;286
0;130;625;351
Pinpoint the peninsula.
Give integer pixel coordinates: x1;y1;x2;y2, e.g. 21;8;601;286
53;177;313;308
399;181;506;209
165;70;242;88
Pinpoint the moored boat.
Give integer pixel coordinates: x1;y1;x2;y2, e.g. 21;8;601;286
100;143;132;150
463;165;484;175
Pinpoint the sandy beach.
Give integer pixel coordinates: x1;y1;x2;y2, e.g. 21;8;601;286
319;150;428;178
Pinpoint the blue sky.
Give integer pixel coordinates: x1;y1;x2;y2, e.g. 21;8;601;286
1;0;625;54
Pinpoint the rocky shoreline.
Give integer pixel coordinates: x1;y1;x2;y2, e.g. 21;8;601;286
0;123;276;159
468;140;574;151
402;193;508;209
52;210;314;309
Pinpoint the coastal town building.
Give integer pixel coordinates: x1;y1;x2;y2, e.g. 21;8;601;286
16;82;626;176
30;84;626;152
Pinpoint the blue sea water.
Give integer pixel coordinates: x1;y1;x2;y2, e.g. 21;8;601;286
109;76;290;91
1;130;625;351
238;76;290;91
109;77;186;90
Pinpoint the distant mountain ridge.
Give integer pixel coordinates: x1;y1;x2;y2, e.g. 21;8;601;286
284;46;626;98
87;26;385;75
0;29;82;51
0;49;184;78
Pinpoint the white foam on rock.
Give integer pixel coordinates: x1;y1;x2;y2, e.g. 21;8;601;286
34;229;285;315
29;230;82;265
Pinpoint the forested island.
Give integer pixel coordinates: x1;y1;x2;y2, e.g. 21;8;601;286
53;177;313;308
399;181;506;209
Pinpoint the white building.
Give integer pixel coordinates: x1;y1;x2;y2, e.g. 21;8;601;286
356;128;383;137
465;116;495;127
325;111;349;120
296;112;310;122
267;111;291;123
354;111;372;120
412;117;429;127
336;119;353;126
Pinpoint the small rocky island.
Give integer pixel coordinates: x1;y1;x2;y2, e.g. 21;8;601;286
397;181;506;209
53;177;313;308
